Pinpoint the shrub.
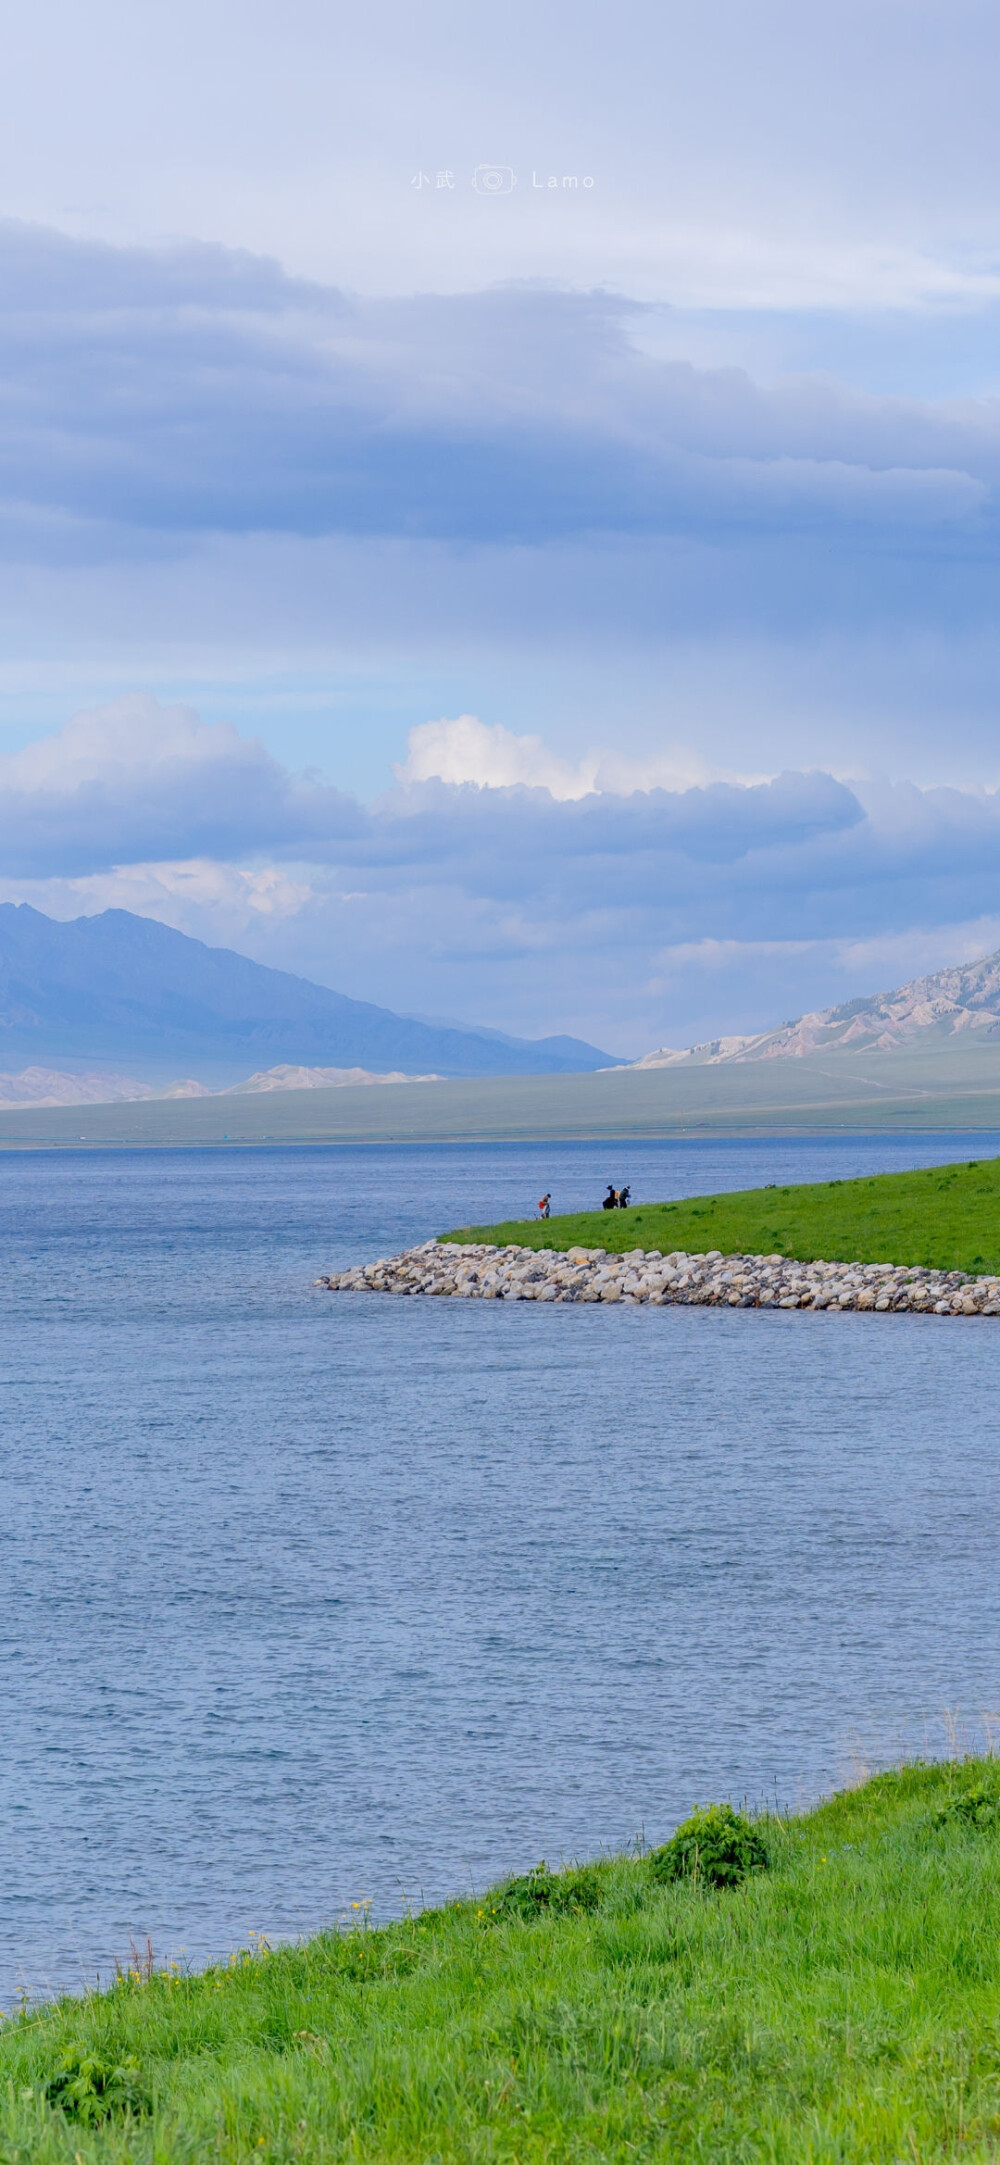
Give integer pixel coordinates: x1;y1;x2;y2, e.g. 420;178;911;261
934;1784;1000;1831
491;1861;602;1920
650;1804;768;1890
44;2044;149;2125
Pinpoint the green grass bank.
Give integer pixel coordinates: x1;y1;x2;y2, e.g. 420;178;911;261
445;1152;1000;1273
8;1762;1000;2159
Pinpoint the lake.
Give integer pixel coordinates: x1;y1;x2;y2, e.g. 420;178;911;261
2;1132;1000;2001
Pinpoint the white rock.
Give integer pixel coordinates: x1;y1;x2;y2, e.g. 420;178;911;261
318;1238;1000;1321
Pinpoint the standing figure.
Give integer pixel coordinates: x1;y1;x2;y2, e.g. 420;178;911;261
538;1193;552;1219
618;1185;631;1209
602;1184;617;1210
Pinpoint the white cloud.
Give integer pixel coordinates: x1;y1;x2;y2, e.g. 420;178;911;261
394;715;768;799
395;715;597;798
0;858;314;946
1;693;257;791
0;691;360;876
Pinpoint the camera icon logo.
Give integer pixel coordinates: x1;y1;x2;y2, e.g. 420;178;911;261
472;164;516;195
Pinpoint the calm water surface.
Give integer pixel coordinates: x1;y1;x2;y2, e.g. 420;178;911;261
2;1132;1000;1998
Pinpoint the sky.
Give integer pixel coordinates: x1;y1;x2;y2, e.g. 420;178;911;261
1;0;1000;1055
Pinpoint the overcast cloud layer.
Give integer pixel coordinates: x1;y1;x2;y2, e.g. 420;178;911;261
2;4;1000;1049
2;224;996;562
2;216;1000;784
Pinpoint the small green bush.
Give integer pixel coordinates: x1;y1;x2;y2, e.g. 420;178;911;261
491;1861;602;1920
934;1783;1000;1831
650;1803;768;1889
44;2044;149;2125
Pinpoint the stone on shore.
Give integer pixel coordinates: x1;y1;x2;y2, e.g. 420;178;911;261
315;1245;1000;1317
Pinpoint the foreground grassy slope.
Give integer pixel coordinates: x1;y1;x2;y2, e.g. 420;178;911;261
445;1153;1000;1272
8;1762;1000;2159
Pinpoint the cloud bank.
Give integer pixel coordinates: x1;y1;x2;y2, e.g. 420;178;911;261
5;695;1000;1055
0;223;995;568
3;219;1000;809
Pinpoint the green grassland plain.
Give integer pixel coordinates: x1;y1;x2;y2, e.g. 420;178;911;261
7;1040;1000;1146
447;1155;1000;1275
7;1761;1000;2160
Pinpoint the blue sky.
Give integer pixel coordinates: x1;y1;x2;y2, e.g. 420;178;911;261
1;0;1000;1053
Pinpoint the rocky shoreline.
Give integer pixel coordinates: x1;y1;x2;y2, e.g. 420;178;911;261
317;1242;1000;1315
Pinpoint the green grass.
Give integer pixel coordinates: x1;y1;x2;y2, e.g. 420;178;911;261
10;1762;1000;2158
443;1153;1000;1272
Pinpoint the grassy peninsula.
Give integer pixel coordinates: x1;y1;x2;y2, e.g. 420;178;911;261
7;1762;1000;2158
445;1153;1000;1273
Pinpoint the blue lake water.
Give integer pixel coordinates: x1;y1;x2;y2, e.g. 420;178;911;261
3;1131;1000;2001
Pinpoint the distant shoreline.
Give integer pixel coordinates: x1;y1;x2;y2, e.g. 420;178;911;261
3;1048;1000;1147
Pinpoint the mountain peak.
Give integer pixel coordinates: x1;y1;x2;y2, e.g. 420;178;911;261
632;948;1000;1067
0;905;620;1078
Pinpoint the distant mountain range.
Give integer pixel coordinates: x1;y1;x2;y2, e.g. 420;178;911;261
632;949;1000;1067
0;906;618;1078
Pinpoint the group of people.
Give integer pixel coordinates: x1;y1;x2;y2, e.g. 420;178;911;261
535;1184;631;1219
